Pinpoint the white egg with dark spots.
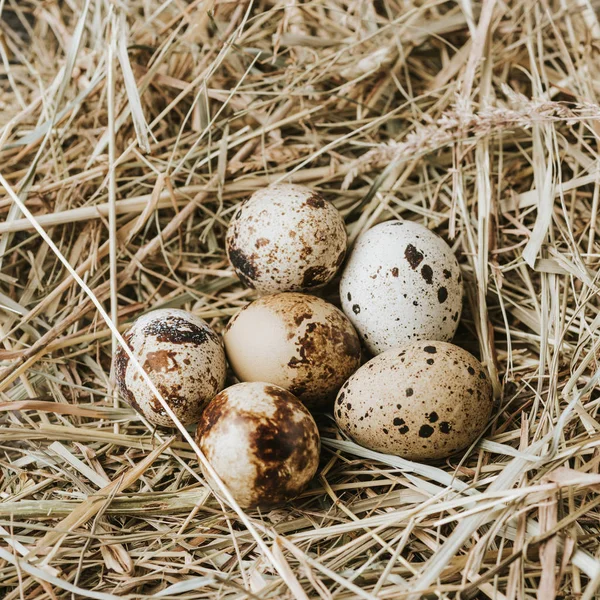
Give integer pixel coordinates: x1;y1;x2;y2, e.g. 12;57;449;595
114;309;227;427
340;220;463;355
223;293;361;411
196;382;320;509
335;341;493;461
226;183;347;293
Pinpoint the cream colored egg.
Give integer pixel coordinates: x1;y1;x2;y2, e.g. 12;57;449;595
226;184;347;293
223;293;361;410
196;382;320;509
340;220;463;355
114;309;226;427
335;341;493;461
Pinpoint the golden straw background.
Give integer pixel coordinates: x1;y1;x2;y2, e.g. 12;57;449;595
1;1;600;598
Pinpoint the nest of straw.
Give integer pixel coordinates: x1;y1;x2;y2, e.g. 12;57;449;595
1;1;600;598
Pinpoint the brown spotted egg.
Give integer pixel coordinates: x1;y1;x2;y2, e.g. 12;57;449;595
223;293;361;411
226;183;347;293
340;220;463;355
335;341;493;461
114;309;226;427
196;382;320;509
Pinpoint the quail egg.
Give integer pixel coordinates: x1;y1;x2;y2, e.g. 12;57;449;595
223;293;361;410
114;309;227;427
196;382;320;509
335;341;493;461
226;183;347;293
340;220;463;355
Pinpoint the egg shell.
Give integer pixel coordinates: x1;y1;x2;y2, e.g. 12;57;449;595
114;309;227;427
335;341;493;461
340;220;463;355
196;382;320;509
223;293;361;410
226;183;347;293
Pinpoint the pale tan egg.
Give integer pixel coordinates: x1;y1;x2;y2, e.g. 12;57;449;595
114;309;226;427
196;382;320;509
226;184;347;293
223;293;361;411
335;341;493;461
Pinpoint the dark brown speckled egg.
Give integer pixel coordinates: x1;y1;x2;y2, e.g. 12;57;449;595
223;293;361;411
114;309;226;427
196;382;320;509
340;221;463;355
335;341;493;461
225;183;347;293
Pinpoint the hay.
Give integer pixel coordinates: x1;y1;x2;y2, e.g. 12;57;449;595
1;0;600;598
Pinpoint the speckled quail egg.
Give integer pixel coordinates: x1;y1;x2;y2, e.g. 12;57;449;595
114;309;227;427
196;382;320;509
340;220;463;355
226;183;347;293
223;293;361;410
335;341;493;461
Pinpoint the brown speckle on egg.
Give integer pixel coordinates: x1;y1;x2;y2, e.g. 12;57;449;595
226;246;259;289
196;382;320;509
404;244;424;269
334;341;493;461
301;265;330;289
305;194;326;209
224;293;361;411
114;309;226;427
420;264;433;284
